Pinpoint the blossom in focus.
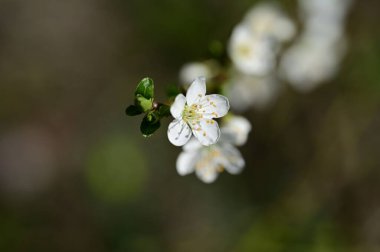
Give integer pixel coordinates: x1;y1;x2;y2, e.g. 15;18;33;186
168;77;230;146
176;115;251;183
228;24;275;76
179;60;220;88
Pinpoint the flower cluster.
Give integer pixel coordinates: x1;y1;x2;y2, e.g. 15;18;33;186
176;115;251;183
127;0;354;184
280;0;353;92
167;77;253;183
180;1;353;112
228;3;295;77
223;3;295;112
170;1;352;182
180;3;296;113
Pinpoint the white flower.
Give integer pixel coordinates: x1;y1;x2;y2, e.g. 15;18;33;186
303;19;345;46
299;0;353;22
179;61;220;88
221;115;252;146
279;0;352;92
167;77;230;146
243;3;296;42
299;0;352;47
228;24;275;76
280;37;342;92
225;72;280;111
176;116;251;183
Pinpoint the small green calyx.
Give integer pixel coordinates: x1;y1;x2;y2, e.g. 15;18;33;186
126;77;155;116
136;95;153;113
125;77;171;137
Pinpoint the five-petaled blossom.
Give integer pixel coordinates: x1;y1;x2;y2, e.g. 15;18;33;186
176;115;252;183
168;77;230;146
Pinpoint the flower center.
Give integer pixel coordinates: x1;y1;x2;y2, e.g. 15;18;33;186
182;104;204;124
195;147;224;173
238;44;252;58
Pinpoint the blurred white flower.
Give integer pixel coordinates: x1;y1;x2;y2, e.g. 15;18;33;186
280;37;341;92
168;77;230;146
179;60;220;88
228;4;295;77
299;0;352;45
228;24;275;76
303;19;345;46
299;0;353;22
243;3;296;42
221;115;252;146
176;115;251;183
225;72;280;111
280;0;353;92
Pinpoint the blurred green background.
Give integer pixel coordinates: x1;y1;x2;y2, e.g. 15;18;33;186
0;0;380;251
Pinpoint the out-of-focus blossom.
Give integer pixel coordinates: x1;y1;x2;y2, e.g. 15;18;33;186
168;77;230;146
299;0;352;43
243;3;296;42
228;24;275;76
179;60;220;88
303;19;345;46
221;115;252;146
299;0;353;22
281;0;353;92
176;115;251;183
280;37;342;92
227;3;295;107
225;72;280;111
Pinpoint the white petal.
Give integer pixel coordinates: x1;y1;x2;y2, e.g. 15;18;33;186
176;151;198;176
228;25;275;76
179;62;212;86
195;164;219;183
221;115;252;146
183;138;203;152
170;94;186;119
225;73;280;111
200;94;230;119
186;77;206;106
167;119;192;146
219;143;245;174
191;119;221;146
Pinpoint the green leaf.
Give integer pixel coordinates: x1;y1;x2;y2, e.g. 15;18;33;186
140;114;161;137
125;105;143;116
135;95;153;112
157;104;171;117
135;77;154;99
146;111;160;123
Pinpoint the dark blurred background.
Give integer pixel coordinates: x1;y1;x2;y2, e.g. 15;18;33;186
0;0;380;251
